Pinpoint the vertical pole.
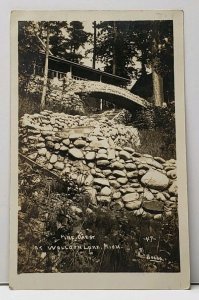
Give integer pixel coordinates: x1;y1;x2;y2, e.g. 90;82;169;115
151;22;164;107
112;21;117;75
152;67;164;107
93;21;97;69
41;23;50;111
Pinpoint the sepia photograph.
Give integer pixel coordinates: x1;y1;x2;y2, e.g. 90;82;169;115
10;10;189;289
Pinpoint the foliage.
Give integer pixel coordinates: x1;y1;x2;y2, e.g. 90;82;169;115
132;103;176;159
136;129;175;161
65;21;92;62
18;22;42;94
48;22;68;57
132;103;175;130
18;21;91;72
18;21;42;75
91;20;174;81
50;21;91;63
18;21;65;74
19;93;41;118
93;21;137;78
128;21;174;78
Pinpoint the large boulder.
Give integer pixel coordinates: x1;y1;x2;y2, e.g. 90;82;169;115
141;169;169;191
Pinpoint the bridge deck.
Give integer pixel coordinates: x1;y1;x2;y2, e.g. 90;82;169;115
70;80;149;109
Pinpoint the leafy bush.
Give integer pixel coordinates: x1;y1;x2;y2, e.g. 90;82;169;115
131;104;176;159
132;103;175;131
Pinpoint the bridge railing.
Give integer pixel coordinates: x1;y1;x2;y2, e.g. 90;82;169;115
71;75;88;81
48;68;68;79
33;65;67;79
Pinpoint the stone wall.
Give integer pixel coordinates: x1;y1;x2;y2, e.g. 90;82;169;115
46;88;85;115
27;76;86;115
19;110;178;221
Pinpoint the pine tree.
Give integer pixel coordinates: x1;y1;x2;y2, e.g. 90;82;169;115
66;21;91;63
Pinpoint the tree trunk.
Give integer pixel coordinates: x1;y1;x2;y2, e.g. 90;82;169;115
151;28;164;107
41;24;50;111
112;21;117;75
92;21;96;69
152;66;164;107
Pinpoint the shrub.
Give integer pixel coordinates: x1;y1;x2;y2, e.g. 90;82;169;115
132;103;175;131
132;103;176;159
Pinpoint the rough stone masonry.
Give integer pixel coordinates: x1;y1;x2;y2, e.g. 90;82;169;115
19;110;178;221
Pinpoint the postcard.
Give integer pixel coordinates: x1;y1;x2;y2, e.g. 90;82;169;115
10;10;190;289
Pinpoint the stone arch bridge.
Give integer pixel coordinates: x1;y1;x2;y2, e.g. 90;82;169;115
64;79;149;111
